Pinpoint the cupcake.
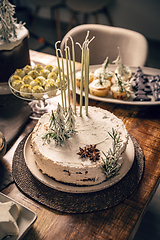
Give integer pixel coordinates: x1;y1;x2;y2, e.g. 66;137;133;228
112;48;132;82
76;71;94;88
94;57;113;81
89;78;111;97
111;75;132;100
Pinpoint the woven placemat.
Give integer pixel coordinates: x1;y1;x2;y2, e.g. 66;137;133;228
12;133;144;213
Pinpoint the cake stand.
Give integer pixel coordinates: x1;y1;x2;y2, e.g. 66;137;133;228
8;78;66;120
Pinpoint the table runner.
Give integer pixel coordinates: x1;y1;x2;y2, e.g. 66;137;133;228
12;133;144;213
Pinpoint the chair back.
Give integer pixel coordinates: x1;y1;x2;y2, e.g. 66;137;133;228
60;24;148;66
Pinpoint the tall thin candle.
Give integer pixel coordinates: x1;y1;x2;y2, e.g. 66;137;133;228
69;36;76;114
55;41;64;110
85;46;89;116
65;40;70;108
67;46;74;105
80;47;84;117
60;52;67;112
84;42;88;116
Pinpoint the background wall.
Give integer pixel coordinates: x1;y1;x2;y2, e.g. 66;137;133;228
14;0;160;41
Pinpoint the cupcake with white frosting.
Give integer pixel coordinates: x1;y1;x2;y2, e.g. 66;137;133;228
111;74;132;100
94;57;113;82
112;48;132;82
89;77;111;97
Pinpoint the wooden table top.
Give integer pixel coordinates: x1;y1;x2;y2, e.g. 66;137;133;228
1;49;160;240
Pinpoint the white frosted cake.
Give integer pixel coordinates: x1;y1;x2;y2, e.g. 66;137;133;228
30;106;129;186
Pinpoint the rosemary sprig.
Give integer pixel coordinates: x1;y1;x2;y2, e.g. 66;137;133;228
101;128;123;180
115;74;123;92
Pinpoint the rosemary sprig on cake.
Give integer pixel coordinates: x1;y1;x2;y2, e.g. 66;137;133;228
101;128;123;179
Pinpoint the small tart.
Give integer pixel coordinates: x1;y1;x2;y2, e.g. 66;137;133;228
111;84;129;100
89;79;111;97
113;48;132;81
94;67;113;81
115;67;132;82
76;71;94;88
94;57;113;82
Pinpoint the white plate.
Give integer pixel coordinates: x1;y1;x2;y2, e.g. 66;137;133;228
0;192;37;240
75;65;160;105
24;134;135;193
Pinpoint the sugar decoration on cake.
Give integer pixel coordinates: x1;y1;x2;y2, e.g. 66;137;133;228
42;103;76;145
0;0;25;42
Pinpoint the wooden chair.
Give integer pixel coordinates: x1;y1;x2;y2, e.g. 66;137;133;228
30;0;63;40
60;24;148;66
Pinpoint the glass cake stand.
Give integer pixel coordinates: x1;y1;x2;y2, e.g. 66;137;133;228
8;78;65;120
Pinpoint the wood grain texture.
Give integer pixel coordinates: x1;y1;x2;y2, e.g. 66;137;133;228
2;50;160;240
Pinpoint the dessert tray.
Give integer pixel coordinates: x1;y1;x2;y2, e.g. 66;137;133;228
75;65;160;105
24;134;134;193
8;62;67;119
0;192;37;240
